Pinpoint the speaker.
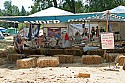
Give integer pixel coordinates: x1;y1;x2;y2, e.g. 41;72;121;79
114;31;119;34
15;23;18;28
82;24;85;28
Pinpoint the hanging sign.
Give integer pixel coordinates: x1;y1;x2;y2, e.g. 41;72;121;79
101;32;114;49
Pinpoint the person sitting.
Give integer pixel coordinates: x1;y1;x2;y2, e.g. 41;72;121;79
37;35;44;48
15;34;24;54
49;36;57;48
55;32;60;45
75;31;81;44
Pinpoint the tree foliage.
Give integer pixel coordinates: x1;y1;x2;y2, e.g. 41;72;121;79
20;6;27;16
85;0;125;12
31;0;54;14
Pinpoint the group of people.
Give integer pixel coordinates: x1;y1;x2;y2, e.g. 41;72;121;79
14;31;71;53
74;26;106;44
14;26;106;53
81;26;100;38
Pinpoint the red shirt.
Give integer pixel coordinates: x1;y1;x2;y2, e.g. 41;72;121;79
65;33;69;40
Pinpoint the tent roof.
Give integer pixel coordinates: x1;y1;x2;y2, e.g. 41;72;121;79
103;5;125;13
29;7;74;17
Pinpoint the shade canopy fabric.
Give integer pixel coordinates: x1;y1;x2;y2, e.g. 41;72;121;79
1;6;125;23
0;13;100;23
103;5;125;13
29;7;74;17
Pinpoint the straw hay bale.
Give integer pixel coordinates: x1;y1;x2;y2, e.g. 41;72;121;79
29;55;45;58
40;48;46;55
16;57;37;69
7;54;25;63
37;57;59;67
78;73;90;78
103;53;119;62
35;48;41;55
48;49;64;56
0;58;4;65
54;55;74;63
87;49;104;57
22;49;36;55
72;49;82;56
63;49;73;55
115;54;125;66
64;48;82;56
0;50;8;58
6;46;17;54
106;49;124;53
82;55;102;64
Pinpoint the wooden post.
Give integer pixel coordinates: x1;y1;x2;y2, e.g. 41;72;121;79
106;10;110;32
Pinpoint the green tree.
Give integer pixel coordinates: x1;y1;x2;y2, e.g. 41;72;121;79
31;0;58;14
3;1;20;16
20;6;26;16
11;5;20;16
0;9;3;16
60;0;84;13
85;0;125;12
4;1;12;16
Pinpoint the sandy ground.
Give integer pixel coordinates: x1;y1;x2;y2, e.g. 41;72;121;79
0;36;124;83
0;56;124;83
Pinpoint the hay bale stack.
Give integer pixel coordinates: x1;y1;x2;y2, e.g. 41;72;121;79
17;57;37;69
29;55;45;58
72;49;82;56
87;49;104;57
0;50;8;58
54;55;74;63
64;49;73;55
115;54;125;66
37;57;59;67
35;48;41;55
48;49;64;56
7;54;25;63
40;48;46;55
82;55;102;64
22;49;36;55
103;53;119;62
0;58;4;65
107;49;124;53
6;46;17;54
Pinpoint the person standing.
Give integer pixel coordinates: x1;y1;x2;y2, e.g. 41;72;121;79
65;33;70;48
96;26;99;37
91;27;95;38
61;32;65;48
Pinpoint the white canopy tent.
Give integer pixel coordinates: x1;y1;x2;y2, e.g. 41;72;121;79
101;5;125;40
29;7;75;37
103;5;125;13
29;7;74;17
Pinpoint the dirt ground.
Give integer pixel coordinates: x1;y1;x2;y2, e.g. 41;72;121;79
0;56;124;83
0;36;124;83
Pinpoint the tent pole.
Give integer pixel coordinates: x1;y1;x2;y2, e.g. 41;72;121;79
106;10;110;32
22;23;24;37
88;20;91;44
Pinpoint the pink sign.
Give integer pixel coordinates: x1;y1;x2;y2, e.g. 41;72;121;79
101;33;114;49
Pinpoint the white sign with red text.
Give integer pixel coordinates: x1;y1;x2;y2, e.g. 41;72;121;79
101;33;114;49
